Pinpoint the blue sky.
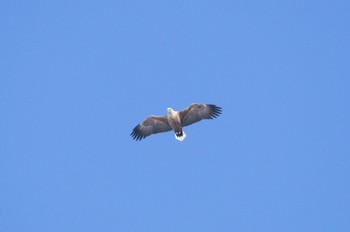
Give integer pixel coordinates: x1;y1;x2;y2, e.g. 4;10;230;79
1;1;349;231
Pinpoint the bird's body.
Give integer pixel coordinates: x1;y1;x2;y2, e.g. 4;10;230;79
131;103;222;141
166;107;186;141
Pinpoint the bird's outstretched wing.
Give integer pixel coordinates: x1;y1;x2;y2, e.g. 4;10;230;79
179;104;222;127
131;116;172;141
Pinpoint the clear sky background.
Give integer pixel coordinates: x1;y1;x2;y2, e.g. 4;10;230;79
1;1;349;231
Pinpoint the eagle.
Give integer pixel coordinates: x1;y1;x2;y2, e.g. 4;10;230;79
131;103;222;141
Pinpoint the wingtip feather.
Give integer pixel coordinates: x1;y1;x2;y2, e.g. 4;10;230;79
207;104;222;119
131;124;145;141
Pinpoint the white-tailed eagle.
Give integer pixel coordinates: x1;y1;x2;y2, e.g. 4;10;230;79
131;103;222;141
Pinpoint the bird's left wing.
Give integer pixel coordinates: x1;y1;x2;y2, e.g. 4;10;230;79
131;116;172;141
179;104;222;127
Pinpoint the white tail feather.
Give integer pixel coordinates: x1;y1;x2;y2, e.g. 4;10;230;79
175;131;186;141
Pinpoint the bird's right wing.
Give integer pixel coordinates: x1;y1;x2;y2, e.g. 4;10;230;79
179;104;222;127
131;116;172;141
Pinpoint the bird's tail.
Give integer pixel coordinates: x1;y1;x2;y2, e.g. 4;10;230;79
175;130;186;142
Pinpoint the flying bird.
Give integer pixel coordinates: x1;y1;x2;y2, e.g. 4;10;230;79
131;103;222;141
